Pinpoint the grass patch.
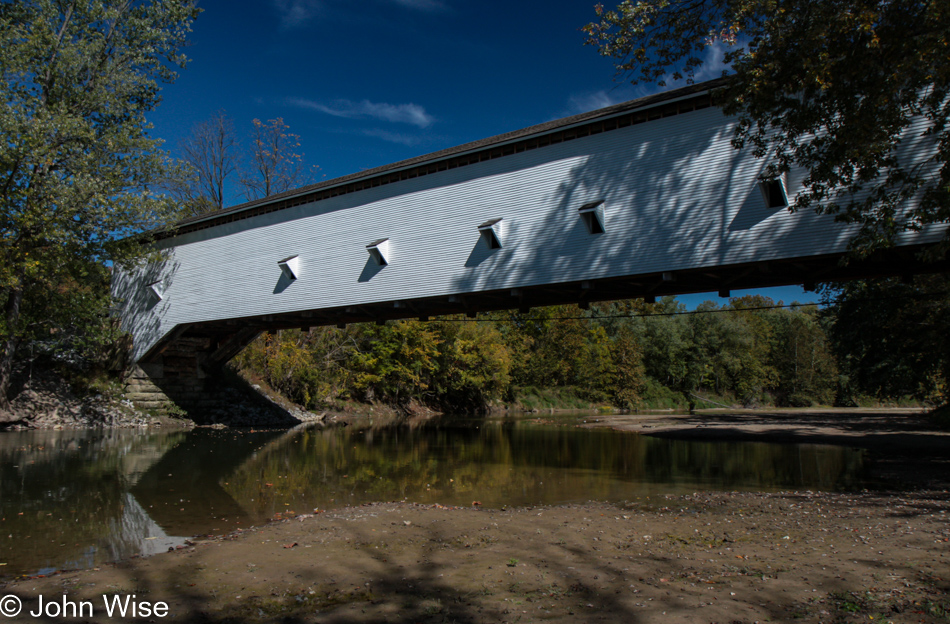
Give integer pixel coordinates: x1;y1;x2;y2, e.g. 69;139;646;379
638;378;689;410
512;386;597;411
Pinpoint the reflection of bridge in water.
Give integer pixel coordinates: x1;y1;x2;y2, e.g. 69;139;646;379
0;427;298;577
112;78;948;414
0;423;870;578
129;427;292;535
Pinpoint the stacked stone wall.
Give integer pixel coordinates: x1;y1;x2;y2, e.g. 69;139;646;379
123;336;303;426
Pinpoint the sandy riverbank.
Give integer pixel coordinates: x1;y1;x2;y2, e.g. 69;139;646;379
4;410;950;623
4;493;949;623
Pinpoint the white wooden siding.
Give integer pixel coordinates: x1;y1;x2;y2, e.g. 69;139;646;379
113;106;946;361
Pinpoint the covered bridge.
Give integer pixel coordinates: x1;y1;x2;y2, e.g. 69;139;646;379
112;79;948;413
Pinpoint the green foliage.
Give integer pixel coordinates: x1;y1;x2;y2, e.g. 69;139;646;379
513;386;600;411
17;260;124;362
234;329;348;410
235;283;941;413
428;319;511;411
638;298;690;388
609;323;645;408
502;305;588;388
638;377;689;410
674;299;772;405
496;304;644;406
237;320;512;413
0;0;199;404
584;0;950;255
769;308;838;406
823;275;949;405
346;320;441;405
721;296;780;404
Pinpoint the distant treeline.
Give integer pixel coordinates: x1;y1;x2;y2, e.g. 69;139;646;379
234;276;949;413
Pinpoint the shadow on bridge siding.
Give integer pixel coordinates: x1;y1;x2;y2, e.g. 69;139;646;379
729;182;783;232
465;235;497;268
111;253;179;368
273;270;294;293
447;113;850;300
358;255;385;282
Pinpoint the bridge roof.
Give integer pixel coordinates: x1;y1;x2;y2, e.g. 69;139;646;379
165;77;729;238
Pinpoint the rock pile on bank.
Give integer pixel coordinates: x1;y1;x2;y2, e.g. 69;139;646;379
0;368;157;430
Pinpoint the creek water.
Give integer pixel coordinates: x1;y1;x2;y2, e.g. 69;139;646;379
0;413;869;580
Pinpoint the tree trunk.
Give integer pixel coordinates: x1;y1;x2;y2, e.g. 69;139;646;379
0;284;24;409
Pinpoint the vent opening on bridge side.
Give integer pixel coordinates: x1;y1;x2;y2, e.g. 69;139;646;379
478;218;504;249
578;200;606;234
366;238;390;266
278;255;300;280
759;178;788;209
147;280;164;301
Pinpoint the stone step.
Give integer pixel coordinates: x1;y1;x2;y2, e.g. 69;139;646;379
130;400;173;410
125;383;164;393
124;392;169;402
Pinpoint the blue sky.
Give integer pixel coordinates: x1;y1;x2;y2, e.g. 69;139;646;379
147;0;816;308
149;0;667;183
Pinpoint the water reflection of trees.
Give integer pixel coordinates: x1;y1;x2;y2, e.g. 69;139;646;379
224;424;866;515
0;424;866;579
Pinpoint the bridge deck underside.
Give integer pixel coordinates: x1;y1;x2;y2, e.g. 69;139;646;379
143;245;948;368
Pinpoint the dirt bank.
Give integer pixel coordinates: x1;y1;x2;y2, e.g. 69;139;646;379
0;366;166;430
5;490;950;623
0;364;326;431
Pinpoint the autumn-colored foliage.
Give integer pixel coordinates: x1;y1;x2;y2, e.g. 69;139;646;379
234;296;868;413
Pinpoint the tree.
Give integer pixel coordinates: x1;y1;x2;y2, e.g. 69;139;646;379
234;328;355;409
345;320;441;406
429;319;512;412
174;110;239;215
635;297;691;389
501;305;588;390
0;0;199;408
608;323;645;409
823;276;949;405
768;308;837;406
240;117;319;201
584;0;949;255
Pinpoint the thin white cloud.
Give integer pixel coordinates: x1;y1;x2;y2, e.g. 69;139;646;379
565;42;735;116
659;41;734;87
271;0;324;28
564;90;630;115
690;41;732;82
287;97;435;128
362;128;424;146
